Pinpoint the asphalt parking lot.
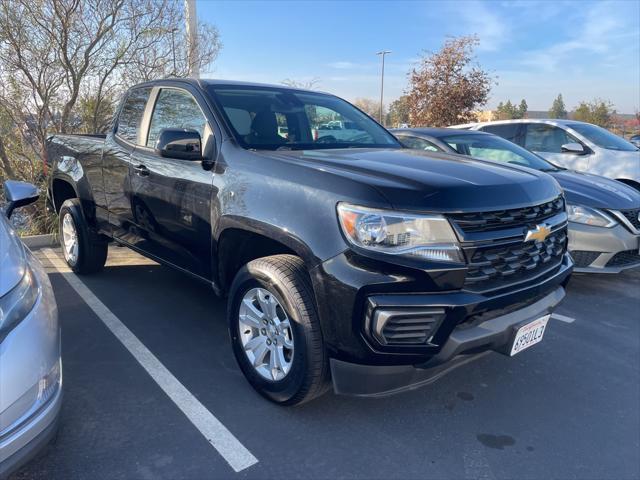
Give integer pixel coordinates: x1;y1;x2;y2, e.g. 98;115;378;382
11;245;640;480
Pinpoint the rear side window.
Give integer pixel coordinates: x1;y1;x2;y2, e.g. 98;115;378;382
146;89;207;147
116;87;152;144
480;124;523;144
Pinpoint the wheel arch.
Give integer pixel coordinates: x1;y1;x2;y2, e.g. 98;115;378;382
51;176;79;213
215;222;319;295
616;178;640;192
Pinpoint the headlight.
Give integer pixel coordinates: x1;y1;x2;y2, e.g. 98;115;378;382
0;265;39;340
337;203;464;263
567;204;617;228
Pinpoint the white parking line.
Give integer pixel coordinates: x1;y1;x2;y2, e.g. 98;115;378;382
551;313;576;324
42;249;258;473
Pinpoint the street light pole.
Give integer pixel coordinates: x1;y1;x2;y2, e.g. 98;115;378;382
185;0;199;78
170;27;178;76
376;50;391;126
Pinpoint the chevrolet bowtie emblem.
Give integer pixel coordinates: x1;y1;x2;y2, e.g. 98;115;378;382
524;223;551;242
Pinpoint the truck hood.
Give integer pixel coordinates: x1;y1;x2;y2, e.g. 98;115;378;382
265;148;561;212
549;170;640;210
0;215;27;297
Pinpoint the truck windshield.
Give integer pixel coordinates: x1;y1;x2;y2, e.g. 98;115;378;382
207;85;401;151
440;133;562;171
566;123;638;152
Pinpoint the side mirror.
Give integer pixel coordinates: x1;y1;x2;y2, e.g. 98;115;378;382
155;128;202;161
561;142;586;155
3;180;39;219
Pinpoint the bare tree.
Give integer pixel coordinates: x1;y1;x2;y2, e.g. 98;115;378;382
407;35;494;127
353;97;384;122
0;0;222;167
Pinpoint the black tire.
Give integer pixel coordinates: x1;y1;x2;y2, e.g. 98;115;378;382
59;199;108;274
228;254;330;405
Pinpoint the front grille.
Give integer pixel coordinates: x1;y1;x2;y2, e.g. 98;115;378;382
571;250;601;268
606;250;640;268
619;208;640;231
449;196;565;233
464;228;567;292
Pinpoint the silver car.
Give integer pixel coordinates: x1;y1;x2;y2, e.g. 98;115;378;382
0;181;61;477
458;119;640;191
393;128;640;273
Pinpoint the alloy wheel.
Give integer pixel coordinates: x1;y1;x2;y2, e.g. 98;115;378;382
61;213;79;264
239;287;295;381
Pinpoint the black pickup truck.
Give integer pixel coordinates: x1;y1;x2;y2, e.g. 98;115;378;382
47;79;572;404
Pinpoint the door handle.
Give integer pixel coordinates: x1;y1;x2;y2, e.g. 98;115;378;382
133;164;149;176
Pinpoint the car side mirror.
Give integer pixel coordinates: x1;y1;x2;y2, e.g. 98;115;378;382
155;128;202;161
3;180;39;219
561;142;586;155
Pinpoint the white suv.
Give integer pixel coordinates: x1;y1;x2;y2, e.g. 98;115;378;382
460;119;640;191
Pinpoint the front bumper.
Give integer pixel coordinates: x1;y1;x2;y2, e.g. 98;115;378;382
0;250;61;478
331;286;565;397
568;222;640;273
311;250;572;366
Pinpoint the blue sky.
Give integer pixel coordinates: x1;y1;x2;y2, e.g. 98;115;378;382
197;0;640;113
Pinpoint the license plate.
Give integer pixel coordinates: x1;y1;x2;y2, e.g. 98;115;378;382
510;315;550;356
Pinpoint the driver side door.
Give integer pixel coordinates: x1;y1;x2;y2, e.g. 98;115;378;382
128;86;216;279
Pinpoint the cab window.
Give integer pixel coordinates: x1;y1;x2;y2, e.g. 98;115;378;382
116;87;152;144
146;89;207;148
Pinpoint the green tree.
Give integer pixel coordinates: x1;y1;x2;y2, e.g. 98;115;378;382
407;35;494;127
572;99;615;127
518;99;528;119
495;100;516;120
548;94;567;119
495;99;527;120
387;95;410;127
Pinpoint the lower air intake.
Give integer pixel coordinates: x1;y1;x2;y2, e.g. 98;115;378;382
371;308;445;346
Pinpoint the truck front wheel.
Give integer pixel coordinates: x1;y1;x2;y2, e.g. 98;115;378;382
59;199;108;274
228;255;330;405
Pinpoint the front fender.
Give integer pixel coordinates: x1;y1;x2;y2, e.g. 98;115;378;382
215;215;323;268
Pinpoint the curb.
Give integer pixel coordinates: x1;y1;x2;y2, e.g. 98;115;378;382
22;234;57;248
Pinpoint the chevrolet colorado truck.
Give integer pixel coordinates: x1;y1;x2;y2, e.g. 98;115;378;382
47;79;573;404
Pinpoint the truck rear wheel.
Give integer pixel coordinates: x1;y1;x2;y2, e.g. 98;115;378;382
228;254;330;405
59;199;107;274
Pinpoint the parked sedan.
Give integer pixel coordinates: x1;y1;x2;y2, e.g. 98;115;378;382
455;119;640;191
0;181;61;477
392;128;640;273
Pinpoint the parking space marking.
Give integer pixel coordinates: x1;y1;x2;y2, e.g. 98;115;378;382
42;249;258;473
551;314;576;324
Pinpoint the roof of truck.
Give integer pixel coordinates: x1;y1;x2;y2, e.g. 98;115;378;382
129;77;323;95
